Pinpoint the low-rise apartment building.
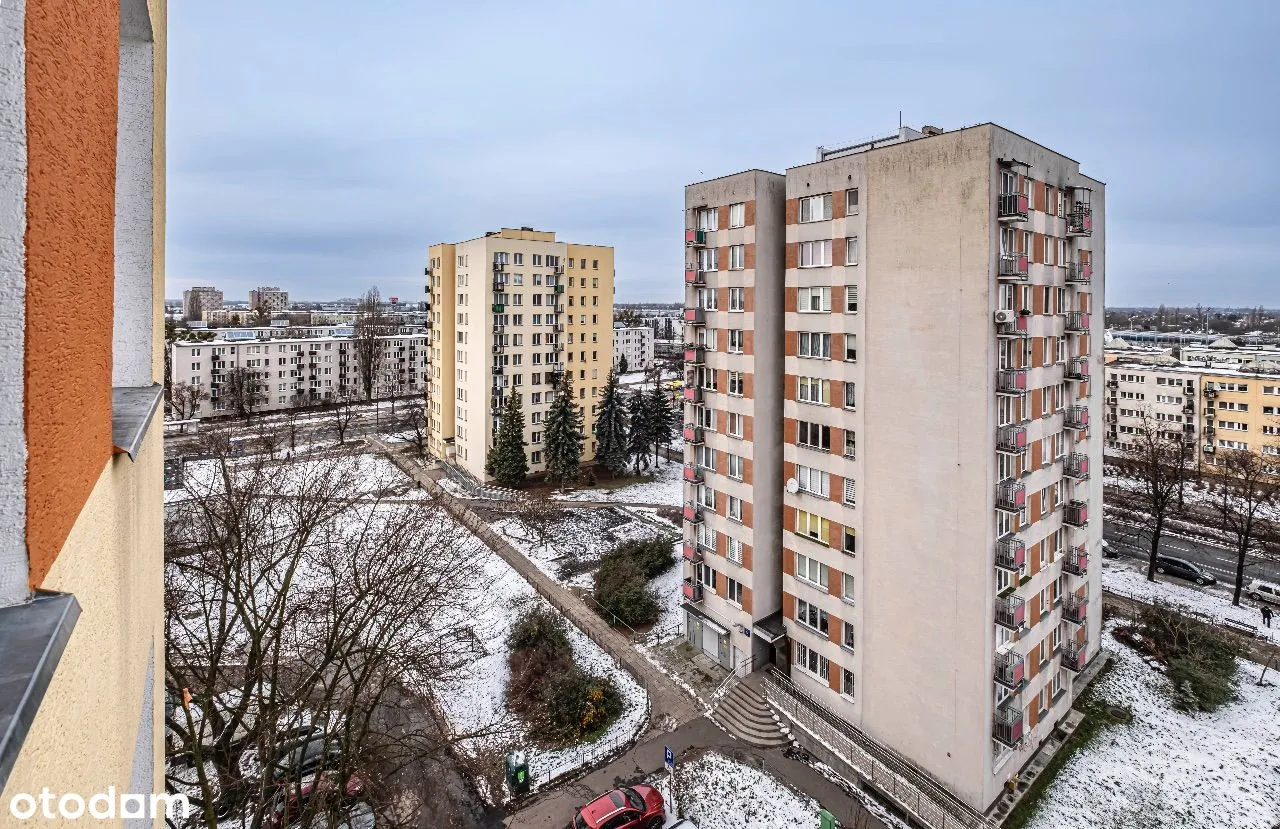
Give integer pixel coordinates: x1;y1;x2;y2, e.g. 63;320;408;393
613;324;655;373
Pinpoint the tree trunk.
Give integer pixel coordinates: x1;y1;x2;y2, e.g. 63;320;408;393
1146;520;1163;581
1233;539;1248;606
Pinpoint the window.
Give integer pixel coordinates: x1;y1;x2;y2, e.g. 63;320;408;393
841;573;855;603
845;285;859;313
845;188;859;215
698;563;717;590
843;382;856;409
795;642;829;680
795;599;829;635
729;288;745;312
728;412;744;438
798;332;831;359
728;329;744;353
797;421;831;451
845;237;859;265
729;202;746;228
842;529;856;555
696;207;718;231
842;668;855;698
843;431;856;459
842;479;856;506
798;376;830;405
727;537;743;563
799;240;832;268
799;194;833;223
728;371;744;396
727;496;743;521
797;466;829;498
729;245;745;270
698;247;717;271
842;620;856;651
844;334;857;362
795;513;830;548
727;578;743;606
797;286;831;312
728;454;744;479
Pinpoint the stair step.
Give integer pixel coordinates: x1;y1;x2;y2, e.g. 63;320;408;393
716;697;777;728
711;683;790;748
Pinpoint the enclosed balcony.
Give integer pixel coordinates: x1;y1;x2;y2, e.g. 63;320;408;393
995;594;1026;630
682;543;703;563
1065;357;1090;381
994;650;1026;690
1063;545;1088;577
1065;406;1089;430
1066;261;1093;284
683;465;704;484
1064;453;1090;480
682;578;704;602
996;313;1029;338
996;425;1028;454
997;192;1029;222
996;368;1028;395
493;262;506;273
682;425;705;444
1182;403;1195;415
996;537;1026;572
492;303;505;313
998;253;1029;280
683;385;703;404
996;480;1027;512
685;229;707;248
1064;500;1089;527
1063;592;1088;625
685;268;705;285
1066;204;1093;236
554;284;565;294
683;503;704;524
685;345;706;365
492;279;506;292
1066;312;1090;333
1204;385;1217;399
993;703;1024;747
1062;639;1089;672
684;307;706;325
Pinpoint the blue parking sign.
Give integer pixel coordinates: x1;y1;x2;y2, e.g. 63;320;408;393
664;746;675;773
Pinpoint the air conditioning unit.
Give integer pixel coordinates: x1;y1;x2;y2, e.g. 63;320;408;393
994;309;1017;324
1203;444;1215;454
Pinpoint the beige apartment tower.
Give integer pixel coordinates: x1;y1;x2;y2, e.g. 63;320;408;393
683;124;1104;813
425;228;615;482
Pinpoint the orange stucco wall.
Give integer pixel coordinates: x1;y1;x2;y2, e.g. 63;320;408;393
24;0;120;587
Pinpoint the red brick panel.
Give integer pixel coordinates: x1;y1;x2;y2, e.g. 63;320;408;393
783;374;797;400
743;415;754;442
782;591;795;620
745;200;756;227
743;330;754;356
785;198;797;225
718;205;730;229
741;587;753;615
1033;233;1045;263
742;457;753;485
785;242;798;270
832;190;846;220
784;330;798;358
745;243;756;270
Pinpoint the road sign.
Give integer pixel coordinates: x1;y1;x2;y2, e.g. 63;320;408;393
664;746;674;773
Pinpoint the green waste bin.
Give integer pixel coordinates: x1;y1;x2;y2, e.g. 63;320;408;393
505;749;530;795
819;808;837;829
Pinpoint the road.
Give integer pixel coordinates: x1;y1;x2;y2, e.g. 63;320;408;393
1103;519;1280;587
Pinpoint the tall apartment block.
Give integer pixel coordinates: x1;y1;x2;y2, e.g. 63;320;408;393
424;228;614;482
1;0;167;803
682;124;1104;811
249;285;289;313
183;284;223;321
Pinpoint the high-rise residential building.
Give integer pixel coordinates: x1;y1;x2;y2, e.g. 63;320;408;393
0;0;167;805
424;228;614;482
183;284;223;321
249;285;289;313
683;124;1104;812
612;324;655;373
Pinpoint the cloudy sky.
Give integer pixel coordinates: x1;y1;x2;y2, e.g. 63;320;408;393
167;0;1279;306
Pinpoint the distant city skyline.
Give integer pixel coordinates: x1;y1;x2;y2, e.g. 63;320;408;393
166;1;1280;305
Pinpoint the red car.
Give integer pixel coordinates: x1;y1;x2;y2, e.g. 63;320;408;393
268;770;364;829
573;785;665;829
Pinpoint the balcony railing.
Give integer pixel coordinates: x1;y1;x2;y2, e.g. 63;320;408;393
1063;592;1088;625
1064;453;1090;479
1066;261;1093;284
1064;500;1089;527
996;481;1026;512
1065;357;1090;381
994;651;1025;689
492;303;505;313
993;703;1024;747
1182;403;1195;415
997;192;1030;221
685;268;705;285
1066;312;1090;333
1064;405;1089;430
685;345;705;365
1066;205;1093;236
684;307;706;325
682;425;704;444
996;313;1029;338
996;368;1028;395
683;385;703;403
995;594;1026;630
682;578;704;602
996;538;1026;572
682;543;703;563
683;465;704;484
996;425;1028;454
683;503;704;524
1062;639;1089;672
685;229;707;248
1063;545;1088;577
998;253;1029;280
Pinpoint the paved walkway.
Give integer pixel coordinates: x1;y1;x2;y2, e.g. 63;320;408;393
369;440;702;729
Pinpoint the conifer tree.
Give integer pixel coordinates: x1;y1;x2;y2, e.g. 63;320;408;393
645;382;677;466
544;372;584;489
593;368;629;477
490;391;528;487
625;391;652;475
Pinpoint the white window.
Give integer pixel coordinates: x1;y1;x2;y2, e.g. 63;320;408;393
798;331;831;359
726;577;743;606
727;536;743;563
845;237;859;265
727;496;743;521
795;552;829;588
728;371;745;396
698;247;717;271
696;207;717;231
799;194;833;223
798;421;831;451
728;412;744;438
728;329;744;353
797;286;831;312
843;431;856;459
841;573;855;603
728;454;744;479
845;285;858;313
795;642;830;680
844;382;856;409
729;288;745;312
798;377;830;405
797;465;829;498
799;239;832;268
729;202;746;228
795;598;829;635
843;479;856;506
845;188;859;215
844;334;857;362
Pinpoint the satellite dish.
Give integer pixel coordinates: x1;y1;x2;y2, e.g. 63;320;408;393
786;478;799;494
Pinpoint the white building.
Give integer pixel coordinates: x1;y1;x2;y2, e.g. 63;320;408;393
249;286;289;313
613;324;654;373
169;332;429;419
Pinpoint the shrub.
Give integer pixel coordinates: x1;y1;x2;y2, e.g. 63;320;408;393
606;537;678;580
538;665;624;742
1136;601;1238;712
594;557;660;627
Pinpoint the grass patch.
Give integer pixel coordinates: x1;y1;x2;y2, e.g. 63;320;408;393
1003;659;1127;829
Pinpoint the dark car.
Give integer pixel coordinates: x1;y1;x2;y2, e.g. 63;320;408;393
573;785;665;829
1155;555;1216;586
1101;540;1121;559
270;732;344;784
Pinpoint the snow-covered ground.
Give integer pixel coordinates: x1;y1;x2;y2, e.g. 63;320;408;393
166;450;430;504
555;461;684;506
651;751;822;829
493;508;674;589
1102;560;1280;644
1025;625;1280;829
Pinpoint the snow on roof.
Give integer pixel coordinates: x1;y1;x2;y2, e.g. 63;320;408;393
1109;337;1131;348
1238;360;1280;374
1208;337;1238;349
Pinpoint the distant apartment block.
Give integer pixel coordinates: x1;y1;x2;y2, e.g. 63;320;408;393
683;123;1104;813
182;285;223;321
249;285;289;313
424;228;615;482
613;324;655;372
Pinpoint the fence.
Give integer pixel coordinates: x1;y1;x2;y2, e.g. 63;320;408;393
761;671;995;829
531;694;652;791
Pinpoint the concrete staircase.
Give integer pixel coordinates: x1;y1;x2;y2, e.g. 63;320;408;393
711;682;791;749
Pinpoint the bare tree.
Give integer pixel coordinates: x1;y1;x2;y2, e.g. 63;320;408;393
354;288;394;403
511;491;566;551
401;399;429;459
223;367;268;420
283;391;308;455
330;394;357;445
164;439;506;828
170;380;211;422
1213;448;1280;605
1119;412;1192;581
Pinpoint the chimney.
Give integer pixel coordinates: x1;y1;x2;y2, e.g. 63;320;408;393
922;125;944;136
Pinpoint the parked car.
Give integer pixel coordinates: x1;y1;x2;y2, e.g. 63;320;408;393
1101;539;1120;559
1154;555;1217;586
270;730;344;784
573;785;665;829
1246;578;1280;606
267;771;364;829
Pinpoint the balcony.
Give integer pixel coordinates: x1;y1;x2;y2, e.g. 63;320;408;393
1063;545;1088;577
997;192;1030;222
493;262;506;273
683;385;703;403
1065;405;1089;430
685;345;706;365
682;543;703;563
996;537;1026;572
994;650;1026;690
996;313;1029;338
685;268;705;285
684;307;706;325
682;578;704;602
993;703;1024;747
998;253;1029;280
1065;357;1090;381
492;280;506;292
996;368;1028;395
1182;403;1195;415
1066;261;1093;284
682;425;705;444
683;465;704;484
554;284;565;294
1064;500;1089;527
685;229;707;248
995;594;1026;630
492;365;505;376
1064;453;1090;479
1062;639;1089;672
1066;312;1090;333
683;503;704;524
1063;592;1088;625
1183;423;1196;436
547;370;564;386
1066;205;1093;236
996;425;1028;454
996;480;1026;512
1204;386;1217;399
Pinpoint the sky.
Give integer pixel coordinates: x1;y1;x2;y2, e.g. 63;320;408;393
167;0;1280;306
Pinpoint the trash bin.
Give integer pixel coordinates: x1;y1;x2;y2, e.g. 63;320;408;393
819;808;837;829
505;749;530;795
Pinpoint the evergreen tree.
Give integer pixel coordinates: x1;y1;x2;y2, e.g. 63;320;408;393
544;372;584;489
593;368;629;477
625;391;651;475
617;353;629;375
490;391;528;487
645;382;677;466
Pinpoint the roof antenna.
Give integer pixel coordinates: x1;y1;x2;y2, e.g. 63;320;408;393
899;110;902;131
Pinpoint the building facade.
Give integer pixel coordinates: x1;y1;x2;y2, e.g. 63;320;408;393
424;228;615;482
613;324;654;373
248;285;289;313
182;284;223;321
169;332;429;418
683;124;1104;812
0;0;167;807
